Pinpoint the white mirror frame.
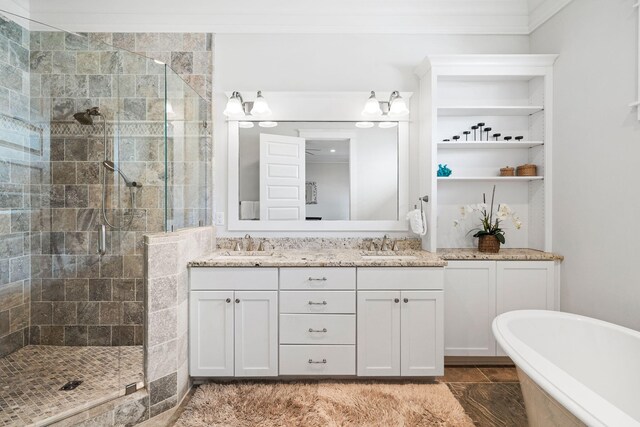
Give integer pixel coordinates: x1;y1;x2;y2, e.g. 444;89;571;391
227;120;409;232
634;2;640;120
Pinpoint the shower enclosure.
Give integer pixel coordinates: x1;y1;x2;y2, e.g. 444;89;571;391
0;12;211;425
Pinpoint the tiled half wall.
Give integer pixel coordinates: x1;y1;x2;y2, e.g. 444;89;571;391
144;225;214;418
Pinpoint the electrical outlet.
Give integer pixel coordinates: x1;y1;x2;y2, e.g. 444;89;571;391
214;212;225;226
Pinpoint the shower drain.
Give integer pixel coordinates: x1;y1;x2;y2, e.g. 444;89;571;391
60;380;83;391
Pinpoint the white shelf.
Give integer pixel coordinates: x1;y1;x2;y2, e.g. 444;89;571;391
437;106;544;116
438;141;543;149
437;176;544;182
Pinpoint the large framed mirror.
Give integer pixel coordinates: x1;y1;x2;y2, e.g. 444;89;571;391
228;120;409;231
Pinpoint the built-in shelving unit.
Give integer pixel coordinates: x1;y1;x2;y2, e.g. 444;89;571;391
438;141;544;149
437;106;544;117
437;176;544;182
415;55;558;253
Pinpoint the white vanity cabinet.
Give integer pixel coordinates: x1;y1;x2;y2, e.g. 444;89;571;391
444;260;557;357
189;264;445;378
279;267;357;376
189;268;279;377
357;268;444;377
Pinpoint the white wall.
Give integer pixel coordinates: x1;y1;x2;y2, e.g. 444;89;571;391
214;33;529;236
306;163;350;220
530;0;640;331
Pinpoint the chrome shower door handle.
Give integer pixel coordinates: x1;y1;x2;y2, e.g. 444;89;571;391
308;328;327;333
97;224;106;255
308;301;327;305
308;359;327;364
308;277;327;281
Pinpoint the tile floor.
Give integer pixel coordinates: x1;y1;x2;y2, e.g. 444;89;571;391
439;365;528;427
0;345;143;426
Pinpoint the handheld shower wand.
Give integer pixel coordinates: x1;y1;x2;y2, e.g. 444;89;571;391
102;160;142;188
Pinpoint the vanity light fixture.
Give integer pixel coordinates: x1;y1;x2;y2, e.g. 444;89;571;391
378;121;398;129
238;121;254;128
355;121;375;129
361;91;409;118
223;91;272;118
259;121;278;128
330;149;336;153
362;92;383;116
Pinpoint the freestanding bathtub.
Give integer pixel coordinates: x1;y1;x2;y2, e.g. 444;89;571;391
493;310;640;427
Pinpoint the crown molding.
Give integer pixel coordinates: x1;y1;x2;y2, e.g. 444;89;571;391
529;0;575;33
9;0;572;35
27;0;532;35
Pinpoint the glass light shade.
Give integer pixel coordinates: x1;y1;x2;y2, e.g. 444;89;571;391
378;121;398;129
223;96;244;117
388;96;410;117
259;121;278;128
355;121;374;129
250;91;271;117
238;121;254;128
362;92;382;117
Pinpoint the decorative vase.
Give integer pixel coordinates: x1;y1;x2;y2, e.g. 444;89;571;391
478;235;500;253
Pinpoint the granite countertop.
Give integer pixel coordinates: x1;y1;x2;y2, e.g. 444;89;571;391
188;249;447;268
438;248;564;261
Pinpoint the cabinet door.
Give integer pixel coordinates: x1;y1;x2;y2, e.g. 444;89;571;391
357;291;401;376
189;290;234;377
444;261;497;356
234;291;278;376
401;291;444;376
496;261;555;356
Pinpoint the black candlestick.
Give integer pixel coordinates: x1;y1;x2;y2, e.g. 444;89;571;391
492;133;501;141
471;126;478;141
483;128;492;141
504;136;512;141
452;136;460;142
515;136;524;141
463;131;471;141
477;123;485;140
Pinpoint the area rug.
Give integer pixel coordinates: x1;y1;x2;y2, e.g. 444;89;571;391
174;381;474;426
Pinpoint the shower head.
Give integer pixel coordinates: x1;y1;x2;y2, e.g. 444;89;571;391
73;107;102;125
103;160;142;188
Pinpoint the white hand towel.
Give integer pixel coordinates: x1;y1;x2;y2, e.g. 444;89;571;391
406;208;428;236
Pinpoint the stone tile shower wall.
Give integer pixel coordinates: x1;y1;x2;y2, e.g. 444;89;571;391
0;17;32;357
26;31;213;348
144;226;214;417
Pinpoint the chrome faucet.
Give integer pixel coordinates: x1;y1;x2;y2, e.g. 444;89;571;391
243;234;253;251
381;234;398;251
381;234;391;251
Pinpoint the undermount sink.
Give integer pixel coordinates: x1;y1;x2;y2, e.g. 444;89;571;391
361;255;418;260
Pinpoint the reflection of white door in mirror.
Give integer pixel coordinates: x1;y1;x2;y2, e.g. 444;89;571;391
259;134;306;221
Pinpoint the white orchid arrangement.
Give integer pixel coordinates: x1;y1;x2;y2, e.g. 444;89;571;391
453;185;522;244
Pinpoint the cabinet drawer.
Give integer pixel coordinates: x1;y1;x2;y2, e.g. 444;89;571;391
279;345;355;375
190;268;278;290
280;314;355;345
280;268;356;290
280;291;355;314
357;267;444;290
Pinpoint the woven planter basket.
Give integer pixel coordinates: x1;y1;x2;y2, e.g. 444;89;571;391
516;164;537;176
478;234;501;253
500;166;515;176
